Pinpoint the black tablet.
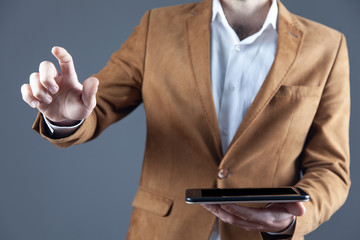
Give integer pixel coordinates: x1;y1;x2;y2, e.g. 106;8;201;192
185;187;310;204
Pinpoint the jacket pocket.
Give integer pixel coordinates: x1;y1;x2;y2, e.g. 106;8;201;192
132;187;174;217
275;85;323;98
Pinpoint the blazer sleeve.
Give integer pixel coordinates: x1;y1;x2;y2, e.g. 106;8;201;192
32;10;151;148
292;34;351;238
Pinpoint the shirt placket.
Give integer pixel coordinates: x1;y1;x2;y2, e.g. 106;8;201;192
218;26;244;153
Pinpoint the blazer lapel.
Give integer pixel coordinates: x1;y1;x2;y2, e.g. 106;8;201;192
186;0;223;160
226;0;304;153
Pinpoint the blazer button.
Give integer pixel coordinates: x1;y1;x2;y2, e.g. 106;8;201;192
217;168;229;179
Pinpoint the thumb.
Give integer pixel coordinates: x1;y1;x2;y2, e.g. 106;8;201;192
283;202;306;217
82;77;99;111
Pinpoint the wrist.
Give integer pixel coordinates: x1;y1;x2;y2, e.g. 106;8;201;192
47;118;81;127
43;115;84;138
267;216;296;236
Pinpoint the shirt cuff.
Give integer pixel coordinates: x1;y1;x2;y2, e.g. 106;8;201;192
43;115;84;137
266;217;296;236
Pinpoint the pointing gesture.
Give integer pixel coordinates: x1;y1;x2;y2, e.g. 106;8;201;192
21;47;99;125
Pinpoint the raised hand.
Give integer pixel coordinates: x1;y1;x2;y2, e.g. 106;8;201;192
21;46;99;126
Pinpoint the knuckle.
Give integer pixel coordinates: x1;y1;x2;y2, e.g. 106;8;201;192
40;76;51;86
208;205;218;215
241;215;251;222
212;209;220;215
246;213;257;222
213;207;220;215
225;215;237;225
28;84;45;99
60;51;73;63
261;214;275;226
23;96;32;105
32;90;43;99
267;216;276;226
65;54;73;62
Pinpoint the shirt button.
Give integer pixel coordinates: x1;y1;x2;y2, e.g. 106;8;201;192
235;44;241;52
229;85;235;92
220;130;227;136
218;168;229;179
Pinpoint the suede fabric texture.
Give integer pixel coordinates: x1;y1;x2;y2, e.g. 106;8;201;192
33;0;350;239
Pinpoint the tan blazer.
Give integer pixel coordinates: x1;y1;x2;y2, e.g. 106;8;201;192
33;0;350;239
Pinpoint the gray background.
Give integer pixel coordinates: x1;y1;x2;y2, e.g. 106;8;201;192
1;0;359;239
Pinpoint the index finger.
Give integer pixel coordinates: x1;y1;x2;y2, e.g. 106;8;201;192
51;46;76;76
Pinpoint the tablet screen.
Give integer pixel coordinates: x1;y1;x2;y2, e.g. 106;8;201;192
200;188;298;197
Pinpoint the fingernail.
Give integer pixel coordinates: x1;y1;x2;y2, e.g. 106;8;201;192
31;100;39;108
44;97;52;104
49;86;58;94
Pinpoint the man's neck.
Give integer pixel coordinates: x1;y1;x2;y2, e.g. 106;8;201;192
220;0;271;40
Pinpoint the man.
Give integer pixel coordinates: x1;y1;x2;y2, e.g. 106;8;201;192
20;0;350;239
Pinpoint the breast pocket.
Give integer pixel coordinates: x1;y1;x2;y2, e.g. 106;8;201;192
270;85;323;126
270;85;324;155
275;85;323;98
132;187;174;217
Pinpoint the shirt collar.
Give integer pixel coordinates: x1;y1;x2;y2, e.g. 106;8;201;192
211;0;278;31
